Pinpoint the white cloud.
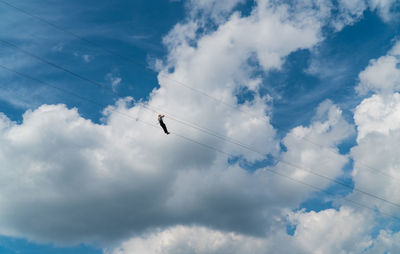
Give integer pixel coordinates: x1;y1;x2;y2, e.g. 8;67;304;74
1;0;394;251
364;230;400;253
0;95;353;245
349;41;400;222
368;0;399;22
350;92;400;216
106;225;275;254
275;100;353;188
332;0;367;30
354;93;400;141
288;207;373;254
107;207;373;254
356;41;400;95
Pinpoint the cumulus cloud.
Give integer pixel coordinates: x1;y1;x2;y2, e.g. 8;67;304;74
350;92;400;216
0;96;353;246
364;230;400;253
288;207;373;254
107;207;373;254
106;225;277;254
346;42;400;235
1;0;394;251
350;41;400;218
356;41;400;95
0;0;350;243
276;100;353;185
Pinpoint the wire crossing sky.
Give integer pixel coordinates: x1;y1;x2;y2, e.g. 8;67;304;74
1;0;400;253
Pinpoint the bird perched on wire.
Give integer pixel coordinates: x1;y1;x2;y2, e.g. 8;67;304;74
158;114;170;135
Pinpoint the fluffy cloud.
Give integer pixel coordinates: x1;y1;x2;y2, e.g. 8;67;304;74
275;100;353;183
333;0;367;30
356;41;400;95
364;230;400;253
107;207;373;254
107;225;276;254
350;93;400;216
0;95;352;245
0;0;393;251
288;207;373;254
368;0;399;21
354;93;400;141
349;41;400;218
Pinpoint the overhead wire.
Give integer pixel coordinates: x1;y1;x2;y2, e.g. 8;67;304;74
1;39;399;205
0;0;256;151
0;0;395;183
0;53;400;211
0;38;267;158
1;2;400;213
1;63;400;222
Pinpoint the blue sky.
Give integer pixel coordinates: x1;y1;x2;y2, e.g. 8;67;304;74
1;0;400;253
0;0;184;122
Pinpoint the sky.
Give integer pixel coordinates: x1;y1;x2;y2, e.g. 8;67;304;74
1;0;400;253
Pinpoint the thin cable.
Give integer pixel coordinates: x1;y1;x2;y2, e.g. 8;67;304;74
142;103;267;156
0;39;115;94
278;158;400;209
0;64;229;157
265;167;400;222
0;0;396;182
1;40;400;209
0;0;238;106
0;39;267;158
0;36;259;156
1;63;399;221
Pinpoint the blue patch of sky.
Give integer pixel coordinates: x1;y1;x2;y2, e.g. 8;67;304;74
296;172;355;213
264;10;397;136
337;135;357;155
0;236;101;254
318;10;398;117
286;223;296;236
228;154;276;172
235;0;256;17
235;86;256;105
295;159;355;214
0;0;185;123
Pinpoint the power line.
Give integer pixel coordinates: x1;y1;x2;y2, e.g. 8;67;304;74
0;0;263;157
0;0;396;183
1;63;399;222
1;38;400;210
0;39;114;93
2;63;400;213
0;39;268;158
4;35;397;190
2;0;395;184
0;63;230;157
266;167;400;222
